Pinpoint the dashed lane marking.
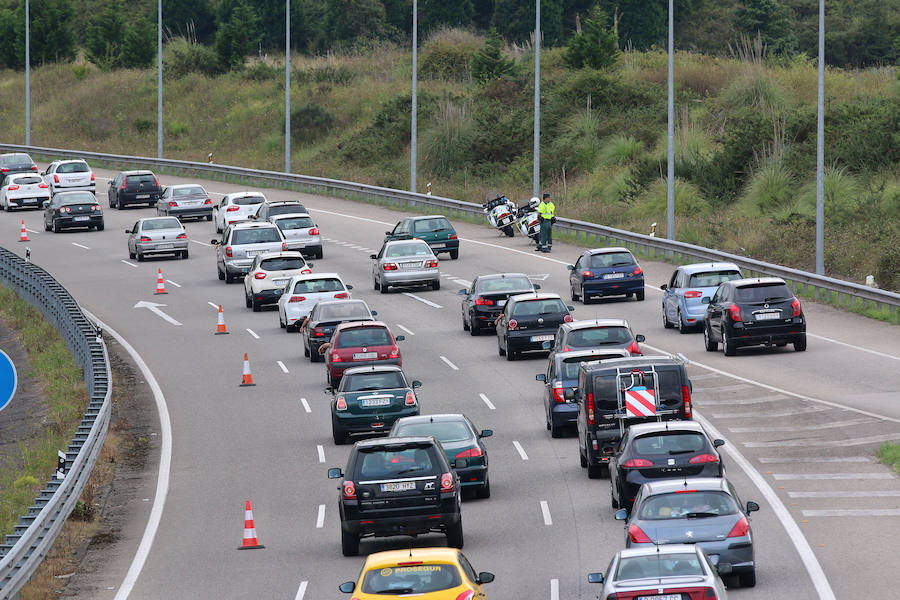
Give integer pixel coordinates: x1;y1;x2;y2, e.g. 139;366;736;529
246;328;260;339
294;581;308;600
512;441;529;460
316;504;326;528
207;301;219;309
277;361;289;374
71;242;90;250
479;393;496;410
540;501;552;525
440;356;459;371
165;279;181;288
190;239;212;247
790;490;900;498
711;405;829;419
121;260;138;268
401;292;442;308
550;579;559;600
300;397;311;413
317;445;325;463
728;417;875;433
803;509;900;517
758;456;872;463
698;394;788;406
395;324;415;336
745;433;900;448
773;473;895;481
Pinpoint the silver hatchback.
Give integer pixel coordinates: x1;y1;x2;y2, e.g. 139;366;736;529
270;213;323;259
126;217;188;261
213;222;287;283
371;240;440;294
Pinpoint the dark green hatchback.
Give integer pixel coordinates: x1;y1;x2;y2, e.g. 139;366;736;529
384;215;459;259
329;365;421;445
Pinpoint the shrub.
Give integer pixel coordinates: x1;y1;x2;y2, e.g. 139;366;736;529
133;119;154;134
294;64;356;85
564;6;620;70
421;99;475;177
740;157;795;213
471;35;517;83
634;177;710;221
420;28;483;80
719;73;789;113
166;120;189;137
243;61;279;81
795;166;862;223
71;64;90;80
825;98;900;173
876;247;900;292
599;135;645;166
291;102;335;143
163;36;220;78
341;93;437;164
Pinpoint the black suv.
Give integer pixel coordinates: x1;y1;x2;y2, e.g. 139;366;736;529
703;277;806;356
496;293;573;360
327;436;463;556
253;200;308;221
576;356;693;479
108;170;163;208
458;273;537;335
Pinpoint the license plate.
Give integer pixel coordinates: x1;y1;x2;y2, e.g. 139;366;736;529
755;312;781;320
498;300;506;307
637;596;682;600
400;262;421;269
273;279;288;287
245;251;257;257
381;481;416;492
73;216;89;221
361;397;391;407
530;334;554;342
603;272;625;279
136;194;150;199
431;242;445;248
353;352;378;360
158;243;173;249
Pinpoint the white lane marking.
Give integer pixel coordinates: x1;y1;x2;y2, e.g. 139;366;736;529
803;509;900;517
440;356;459;371
133;301;182;326
759;456;872;464
359;248;372;253
190;239;212;247
688;373;720;381
71;242;90;250
395;324;415;336
317;445;325;463
790;490;900;498
25;227;39;233
294;581;308;600
121;259;138;268
316;504;326;528
246;328;260;339
699;394;788;406
773;472;895;481
693;383;753;392
807;332;900;362
401;292;443;308
207;301;219;309
479;393;496;410
694;414;836;600
550;578;559;600
83;313;172;600
529;273;550;281
300;397;311;413
540;500;552;525
745;433;900;448
277;361;289;374
729;417;875;433
711;405;829;419
454;279;472;287
165;279;181;288
512;441;529;460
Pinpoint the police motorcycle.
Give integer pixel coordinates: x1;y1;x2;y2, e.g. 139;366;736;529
515;197;541;243
482;192;517;237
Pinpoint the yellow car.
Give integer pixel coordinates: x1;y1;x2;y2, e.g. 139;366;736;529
339;547;494;599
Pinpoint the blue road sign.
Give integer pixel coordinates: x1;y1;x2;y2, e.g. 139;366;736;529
0;350;17;413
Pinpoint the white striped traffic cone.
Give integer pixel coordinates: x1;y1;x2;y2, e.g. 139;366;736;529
18;220;29;242
237;500;265;550
154;268;167;295
239;353;255;387
214;305;229;335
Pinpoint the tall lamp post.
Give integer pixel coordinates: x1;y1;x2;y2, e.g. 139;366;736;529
815;0;825;275
532;0;541;198
285;0;291;173
25;0;30;146
157;0;163;158
666;0;674;240
411;0;418;193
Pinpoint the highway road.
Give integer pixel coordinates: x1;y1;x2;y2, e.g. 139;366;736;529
4;165;899;599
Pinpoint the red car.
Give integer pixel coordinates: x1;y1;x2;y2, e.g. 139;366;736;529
325;321;405;386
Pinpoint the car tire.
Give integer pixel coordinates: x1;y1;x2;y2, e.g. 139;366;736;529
44;220;51;231
373;278;380;291
794;336;807;352
610;489;620;509
579;446;588;468
462;312;470;331
206;215;212;221
310;345;323;363
449;249;459;260
53;219;61;233
581;286;591;304
497;339;506;356
476;477;491;499
587;463;604;479
332;419;346;445
432;279;440;291
446;518;464;549
136;252;144;262
380;281;389;294
737;570;757;588
723;328;737;356
571;285;580;302
315;248;323;259
279;315;285;328
225;271;235;284
129;251;135;260
704;325;718;352
340;527;359;557
662;306;673;329
217;268;225;281
117;200;124;210
550;420;564;438
181;250;189;259
636;289;645;301
469;319;479;337
505;342;516;361
677;310;689;334
251;297;261;312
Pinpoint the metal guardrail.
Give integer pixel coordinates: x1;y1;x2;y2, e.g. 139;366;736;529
2;142;897;314
0;247;111;599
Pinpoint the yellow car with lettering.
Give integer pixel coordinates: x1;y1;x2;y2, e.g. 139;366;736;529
339;547;495;599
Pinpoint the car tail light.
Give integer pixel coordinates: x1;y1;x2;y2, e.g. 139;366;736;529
689;453;720;464
30;165;37;171
168;201;177;207
90;204;101;211
204;198;212;205
563;346;571;352
121;179;127;190
563;314;573;323
176;233;187;239
0;168;8;173
791;297;802;317
139;236;152;242
226;205;240;212
455;592;474;600
309;227;319;235
622;458;653;468
552;382;565;403
508;319;518;330
382;262;398;271
628;523;653;543
729;304;742;321
582;270;594;277
254;272;267;279
53;174;60;183
301;268;312;274
405;391;417;406
90;172;95;181
389;345;399;358
627;341;642;355
425;259;438;268
225;246;233;258
312;327;325;337
7;184;18;191
456;447;483;459
342;480;356;499
282;242;289;251
684;290;702;298
682;385;692;419
37;183;49;188
586;393;595;425
440;472;454;492
633;266;643;275
449;234;458;239
331;352;342;362
289;295;306;302
727;516;750;538
334;292;349;299
474;297;494;306
60;206;71;213
336;396;347;410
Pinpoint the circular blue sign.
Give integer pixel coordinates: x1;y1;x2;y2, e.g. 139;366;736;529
0;350;17;413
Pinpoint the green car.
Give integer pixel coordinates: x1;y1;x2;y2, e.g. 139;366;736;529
328;365;421;445
384;215;460;259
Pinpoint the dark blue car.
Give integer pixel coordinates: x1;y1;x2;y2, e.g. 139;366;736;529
568;247;645;303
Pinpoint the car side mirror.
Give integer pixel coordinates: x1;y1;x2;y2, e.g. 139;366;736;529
477;572;495;584
338;581;355;593
716;563;733;576
210;239;219;245
635;334;645;343
587;572;604;584
370;310;378;316
385;231;392;235
125;228;132;234
660;284;668;290
567;265;575;271
746;501;760;513
452;458;468;469
535;373;546;382
479;429;493;438
702;297;711;304
369;254;377;260
306;263;314;269
395;335;405;342
614;509;628;521
412;380;422;388
327;468;343;479
541;341;552;350
108;180;114;186
346;284;353;290
457;289;467;295
42;200;50;208
567;305;575;311
325;386;334;394
713;439;725;448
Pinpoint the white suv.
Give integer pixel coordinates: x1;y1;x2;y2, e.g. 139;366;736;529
42;159;95;195
243;251;312;311
215;191;266;233
277;273;352;331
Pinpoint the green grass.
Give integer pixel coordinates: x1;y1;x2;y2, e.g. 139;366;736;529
0;285;88;539
877;442;900;475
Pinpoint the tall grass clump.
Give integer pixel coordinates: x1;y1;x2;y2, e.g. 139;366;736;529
740;158;795;216
421;99;475;177
599;134;645;166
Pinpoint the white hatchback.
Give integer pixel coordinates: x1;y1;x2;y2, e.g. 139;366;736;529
42;159;95;195
243;251;312;311
277;272;352;331
1;173;51;211
215;191;266;233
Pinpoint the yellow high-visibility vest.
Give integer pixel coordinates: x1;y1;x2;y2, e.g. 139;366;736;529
537;201;555;220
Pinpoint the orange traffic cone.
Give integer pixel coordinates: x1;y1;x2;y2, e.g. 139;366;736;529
214;305;229;335
18;220;29;242
237;500;265;550
154;268;167;295
239;353;255;387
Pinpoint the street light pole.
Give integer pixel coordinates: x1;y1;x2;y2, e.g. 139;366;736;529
285;0;291;173
157;0;163;158
25;0;30;146
532;0;541;198
666;0;674;240
815;0;825;275
411;0;417;193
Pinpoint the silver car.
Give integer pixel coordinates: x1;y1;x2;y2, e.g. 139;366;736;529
1;173;50;211
371;240;440;294
214;191;266;233
213;222;287;283
158;184;213;221
270;213;323;259
126;217;189;261
42;159;95;195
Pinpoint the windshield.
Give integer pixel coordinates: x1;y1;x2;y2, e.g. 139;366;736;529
385;243;432;258
566;327;632;347
633;432;707;455
276;216;314;230
512;299;566;316
616;553;704;580
126;174;157;186
142;218;181;231
231;228;282;244
639;491;738;520
688;270;742;288
260;257;305;271
735;283;792;302
361;563;461;595
57;162;89;173
292;278;343;293
336;327;391;348
59;193;96;205
477;277;532;293
393;421;471;443
589;252;635;268
316;302;370;321
2;154;32;165
343;371;405;391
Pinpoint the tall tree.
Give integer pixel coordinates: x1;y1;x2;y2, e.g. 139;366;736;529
121;17;156;68
491;0;564;46
564;5;619;69
733;0;797;55
163;0;216;45
422;0;473;35
84;3;125;70
608;0;666;50
471;32;517;81
215;0;261;69
321;0;389;49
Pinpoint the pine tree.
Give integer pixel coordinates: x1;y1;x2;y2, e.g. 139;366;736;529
564;6;619;69
471;33;516;82
215;0;261;70
733;0;797;55
121;18;156;69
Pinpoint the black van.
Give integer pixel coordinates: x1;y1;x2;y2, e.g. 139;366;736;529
576;356;693;479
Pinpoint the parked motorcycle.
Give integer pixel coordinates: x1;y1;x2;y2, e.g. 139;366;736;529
515;197;541;243
482;193;516;237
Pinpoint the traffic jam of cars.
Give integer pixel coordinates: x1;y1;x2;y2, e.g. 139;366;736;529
3;151;819;599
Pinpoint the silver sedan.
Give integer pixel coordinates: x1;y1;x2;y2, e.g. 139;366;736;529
371;240;440;294
126;217;189;261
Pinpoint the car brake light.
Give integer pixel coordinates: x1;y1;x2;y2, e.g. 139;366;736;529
440;472;454;492
405;391;416;406
689;453;720;464
289;295;306;302
682;385;692;419
226;205;240;212
563;314;573;323
456;591;474;600
474;297;494;306
684;290;702;298
312;327;325;337
225;246;233;258
563;346;571;352
168;201;177;207
30;165;37;171
0;168;7;172
301;268;312;274
397;561;424;566
336;396;347;410
456;447;483;459
334;292;349;299
254;272;267;279
90;204;101;211
342;480;356;499
90;172;95;181
38;183;49;188
282;242;289;251
60;206;71;213
622;458;653;468
7;185;18;191
331;352;342;362
449;234;458;239
204;198;212;204
792;297;802;317
121;179;127;190
139;236;152;242
675;489;699;494
552;382;565;403
627;341;642;355
628;523;653;543
309;227;319;235
389;345;399;358
382;262;398;271
508;319;518;330
53;174;60;183
582;270;594;277
425;260;438;268
729;304;742;321
633;266;643;275
586;393;595;425
176;233;187;240
727;516;750;538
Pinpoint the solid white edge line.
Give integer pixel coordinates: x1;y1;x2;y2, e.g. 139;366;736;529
246;328;260;339
512;440;529;461
80;311;171;600
207;301;219;309
395;324;415;336
294;581;309;600
317;444;325;463
277;360;289;374
121;260;138;268
478;393;495;410
549;578;559;600
300;397;311;413
316;504;326;528
806;332;900;362
440;356;459;370
540;500;552;526
165;279;181;288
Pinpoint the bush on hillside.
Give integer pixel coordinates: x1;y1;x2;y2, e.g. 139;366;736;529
564;6;620;70
876;247;900;292
420;28;483;80
163;36;221;78
471;35;517;83
291;102;335;143
294;64;356;85
340;93;437;164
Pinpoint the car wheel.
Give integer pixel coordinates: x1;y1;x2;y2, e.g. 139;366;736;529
677;310;689;334
279;315;285;328
587;463;604;479
505;342;516;361
216;224;222;233
181;250;189;259
704;325;718;352
251;297;261;312
315;248;323;259
432;279;440;291
579;446;588;468
340;527;359;557
497;339;506;356
794;336;807;352
217;268;225;281
116;200;124;210
225;271;235;284
636;289;645;301
662;306;673;329
380;281;389;294
331;418;346;445
245;293;252;308
550;420;564;438
53;219;61;233
581;286;591;304
373;278;380;291
610;488;620;509
475;477;491;499
449;249;459;260
737;570;756;588
462;311;470;331
44;220;51;231
446;518;464;549
129;251;135;260
723;328;737;356
469;316;480;337
571;285;580;302
310;345;323;363
136;252;144;262
205;214;212;221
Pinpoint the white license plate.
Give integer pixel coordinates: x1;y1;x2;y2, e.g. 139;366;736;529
245;251;257;257
431;242;445;248
273;279;288;287
73;216;89;221
755;312;781;320
498;300;506;307
603;272;625;279
530;334;554;342
22;198;37;203
136;194;150;199
353;352;378;360
381;481;416;492
400;262;421;269
637;596;682;600
158;243;173;249
361;398;392;407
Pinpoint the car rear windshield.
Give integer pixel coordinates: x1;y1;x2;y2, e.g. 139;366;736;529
357;446;437;479
343;371;406;391
361;563;461;594
616;554;703;580
589;252;635;268
173;186;205;197
385;243;432;258
687;270;742;288
291;278;343;293
269;204;306;216
735;283;792;302
633;432;706;455
231;228;281;244
232;195;264;205
59;193;96;205
477;276;532;293
260;257;305;271
413;217;452;233
336;327;391;349
316;302;370;321
126;174;157;186
639;491;737;520
512;299;566;316
57;162;89;173
591;370;681;410
276;216;314;230
2;154;32;165
143;218;181;231
393;421;471;444
12;176;41;185
561;356;621;379
566;327;632;347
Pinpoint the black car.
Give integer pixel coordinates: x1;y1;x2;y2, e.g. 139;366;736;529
577;356;693;479
609;421;725;511
43;191;104;232
303;299;376;362
0;153;38;178
568;247;645;303
108;170;162;208
703;277;807;356
253;200;307;222
496;293;573;361
327;436;463;556
458;273;537;336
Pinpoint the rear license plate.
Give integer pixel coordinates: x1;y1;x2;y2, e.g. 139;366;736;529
273;279;288;286
136;194;150;199
603;272;625;279
530;334;554;342
381;481;416;492
353;352;378;360
73;216;89;221
245;251;257;257
755;312;781;320
637;596;683;600
22;198;36;203
431;242;446;248
158;243;173;249
400;262;421;269
361;398;391;407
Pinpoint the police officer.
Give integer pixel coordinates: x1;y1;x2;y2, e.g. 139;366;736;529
535;193;555;253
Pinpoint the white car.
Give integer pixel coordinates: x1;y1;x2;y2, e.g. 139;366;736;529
270;213;323;259
215;191;266;233
42;159;95;195
1;173;51;211
243;251;312;311
277;272;352;332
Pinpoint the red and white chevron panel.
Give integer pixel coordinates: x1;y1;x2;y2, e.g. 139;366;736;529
625;389;657;417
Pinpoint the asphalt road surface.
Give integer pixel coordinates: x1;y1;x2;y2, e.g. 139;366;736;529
4;166;899;600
